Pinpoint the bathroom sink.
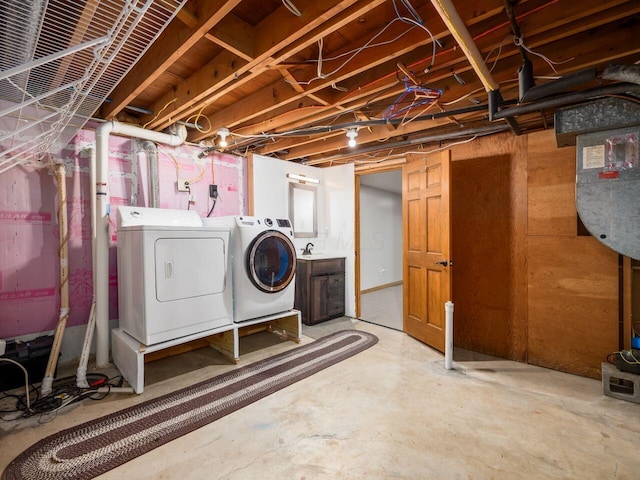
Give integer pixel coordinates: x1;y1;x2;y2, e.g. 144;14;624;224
298;252;340;260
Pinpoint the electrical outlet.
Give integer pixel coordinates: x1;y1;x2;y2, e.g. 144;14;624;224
177;179;190;192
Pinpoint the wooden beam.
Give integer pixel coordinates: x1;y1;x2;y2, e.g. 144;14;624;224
235;0;640;145
205;13;255;62
102;0;242;119
196;15;438;138
175;5;198;28
144;0;364;131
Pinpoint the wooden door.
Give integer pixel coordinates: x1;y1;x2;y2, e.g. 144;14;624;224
403;151;452;352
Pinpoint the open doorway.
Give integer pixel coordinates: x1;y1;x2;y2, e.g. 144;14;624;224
357;170;403;330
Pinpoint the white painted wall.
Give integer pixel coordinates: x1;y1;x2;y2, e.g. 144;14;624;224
359;185;403;290
252;155;356;317
252;155;326;254
322;164;356;317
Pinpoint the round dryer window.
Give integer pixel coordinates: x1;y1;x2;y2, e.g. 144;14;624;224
246;230;296;293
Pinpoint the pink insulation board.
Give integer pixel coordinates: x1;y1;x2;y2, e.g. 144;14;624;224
0;128;247;339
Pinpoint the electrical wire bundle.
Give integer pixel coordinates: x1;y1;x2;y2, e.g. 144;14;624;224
0;372;123;423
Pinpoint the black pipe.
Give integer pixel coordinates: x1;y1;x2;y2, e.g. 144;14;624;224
493;82;640;120
203;103;501;157
282;103;491;137
518;59;535;102
521;67;597;103
304;123;510;163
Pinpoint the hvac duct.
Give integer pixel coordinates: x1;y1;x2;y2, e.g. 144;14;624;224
557;96;640;259
576;126;640;260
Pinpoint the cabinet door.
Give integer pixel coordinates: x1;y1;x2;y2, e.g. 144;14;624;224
326;274;345;318
311;275;329;323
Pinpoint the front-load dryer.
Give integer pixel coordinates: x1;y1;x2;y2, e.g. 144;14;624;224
117;206;233;345
203;215;296;322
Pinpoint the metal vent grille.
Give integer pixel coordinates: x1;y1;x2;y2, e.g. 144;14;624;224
0;0;187;174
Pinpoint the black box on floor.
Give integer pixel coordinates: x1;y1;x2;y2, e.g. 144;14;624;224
0;335;55;391
615;349;640;375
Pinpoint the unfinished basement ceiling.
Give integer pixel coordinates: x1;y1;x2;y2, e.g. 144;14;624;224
2;0;640;169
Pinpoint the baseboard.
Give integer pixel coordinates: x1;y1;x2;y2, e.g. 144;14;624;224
360;281;402;295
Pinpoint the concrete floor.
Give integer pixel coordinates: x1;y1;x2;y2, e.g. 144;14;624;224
360;285;403;331
2;320;640;479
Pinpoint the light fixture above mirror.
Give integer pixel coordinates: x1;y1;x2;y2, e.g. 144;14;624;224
286;172;319;184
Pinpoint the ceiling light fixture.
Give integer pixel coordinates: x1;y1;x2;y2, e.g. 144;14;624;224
346;128;358;147
217;127;230;148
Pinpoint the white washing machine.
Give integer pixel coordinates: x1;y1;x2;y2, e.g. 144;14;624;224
117;206;233;345
203;215;297;322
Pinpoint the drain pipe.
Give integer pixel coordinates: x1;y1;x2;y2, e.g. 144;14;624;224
445;301;454;370
94;120;185;367
41;161;70;394
142;140;160;208
76;146;96;388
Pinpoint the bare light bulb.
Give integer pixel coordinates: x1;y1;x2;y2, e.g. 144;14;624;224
217;128;230;148
346;128;358;148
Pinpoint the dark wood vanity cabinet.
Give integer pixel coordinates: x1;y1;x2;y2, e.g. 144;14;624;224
295;257;345;325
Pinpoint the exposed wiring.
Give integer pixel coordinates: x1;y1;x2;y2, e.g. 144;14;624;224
287;18;416;86
398;95;439;126
282;0;301;17
160;145;207;187
607;350;640;366
142;98;177;129
400;0;422;24
1;373;121;422
484;35;574;75
184;104;212;134
391;0;438;73
207;191;219;218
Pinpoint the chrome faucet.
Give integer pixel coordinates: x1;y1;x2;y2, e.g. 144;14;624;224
302;242;314;255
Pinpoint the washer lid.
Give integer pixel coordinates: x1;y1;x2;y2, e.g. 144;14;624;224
117;206;203;228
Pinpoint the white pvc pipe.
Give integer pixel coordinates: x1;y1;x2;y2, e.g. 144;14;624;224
76;146;96;388
430;0;500;92
94;120;185;366
445;301;454;370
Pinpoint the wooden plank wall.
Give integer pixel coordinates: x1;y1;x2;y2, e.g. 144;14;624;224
449;129;618;378
450;133;527;362
526;130;618;379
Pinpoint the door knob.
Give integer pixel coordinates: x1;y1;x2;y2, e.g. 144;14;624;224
434;260;449;267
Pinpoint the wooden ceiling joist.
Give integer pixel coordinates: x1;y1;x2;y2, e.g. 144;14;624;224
102;0;241;119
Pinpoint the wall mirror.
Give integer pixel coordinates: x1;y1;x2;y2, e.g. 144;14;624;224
289;182;317;238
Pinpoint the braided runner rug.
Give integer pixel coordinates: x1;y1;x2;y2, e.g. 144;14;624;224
2;330;378;480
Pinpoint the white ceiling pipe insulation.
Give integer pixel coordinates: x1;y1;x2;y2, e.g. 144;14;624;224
430;0;500;92
94;120;185;366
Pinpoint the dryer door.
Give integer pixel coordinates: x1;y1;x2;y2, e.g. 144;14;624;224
246;230;296;293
